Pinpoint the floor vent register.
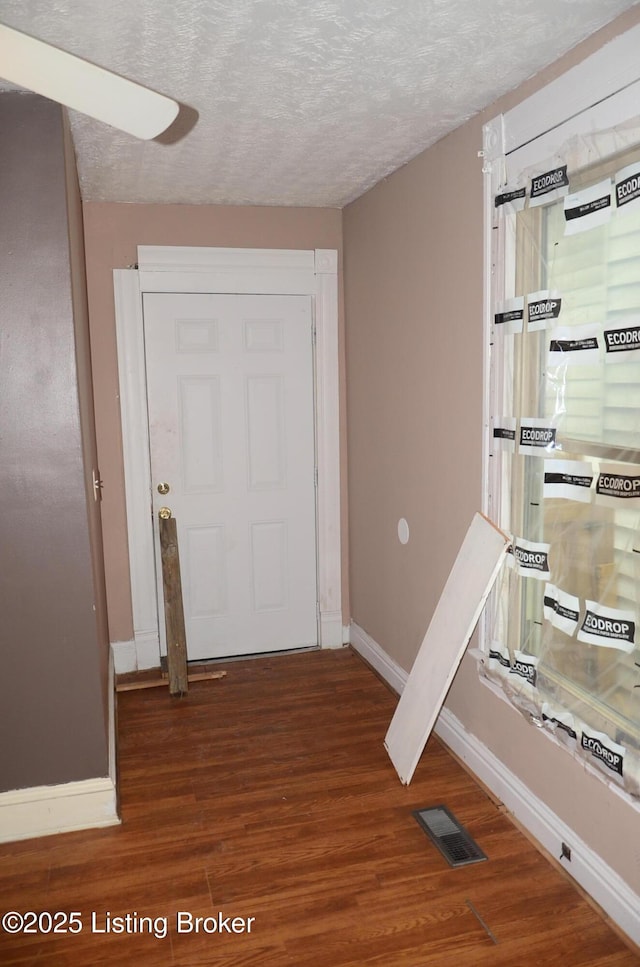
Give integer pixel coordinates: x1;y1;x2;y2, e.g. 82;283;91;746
413;805;488;868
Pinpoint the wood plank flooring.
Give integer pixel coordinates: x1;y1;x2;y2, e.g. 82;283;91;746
1;647;638;965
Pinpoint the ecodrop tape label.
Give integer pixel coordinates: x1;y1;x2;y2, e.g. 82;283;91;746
543;459;593;502
577;600;636;653
519;418;557;456
527;289;562;332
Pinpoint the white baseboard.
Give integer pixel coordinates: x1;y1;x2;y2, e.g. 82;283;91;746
436;707;640;945
111;639;137;674
320;611;345;649
349;621;408;695
115;622;349;670
0;776;120;844
0;655;121;845
349;621;640;947
111;633;161;674
135;630;162;670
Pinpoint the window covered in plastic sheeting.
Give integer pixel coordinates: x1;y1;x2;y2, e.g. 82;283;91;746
486;146;640;798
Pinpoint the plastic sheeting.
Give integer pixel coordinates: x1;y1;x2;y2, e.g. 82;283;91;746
487;133;640;799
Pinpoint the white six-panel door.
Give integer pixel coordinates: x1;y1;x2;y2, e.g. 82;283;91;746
143;291;318;661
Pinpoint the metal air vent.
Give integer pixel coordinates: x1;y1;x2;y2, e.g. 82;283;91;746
413;805;488;868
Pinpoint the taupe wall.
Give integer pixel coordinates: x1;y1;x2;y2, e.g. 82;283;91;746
82;204;347;645
343;6;640;894
0;94;109;792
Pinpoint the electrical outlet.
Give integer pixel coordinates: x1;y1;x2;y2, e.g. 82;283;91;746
561;842;571;862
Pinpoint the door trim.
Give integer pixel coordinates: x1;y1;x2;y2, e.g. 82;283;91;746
114;247;342;669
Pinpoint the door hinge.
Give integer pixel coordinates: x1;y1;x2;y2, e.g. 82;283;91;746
92;469;104;502
314;466;319;488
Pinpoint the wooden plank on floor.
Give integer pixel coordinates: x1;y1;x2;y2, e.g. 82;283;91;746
385;512;510;785
116;670;227;692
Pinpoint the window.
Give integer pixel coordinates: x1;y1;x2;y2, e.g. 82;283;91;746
483;76;640;798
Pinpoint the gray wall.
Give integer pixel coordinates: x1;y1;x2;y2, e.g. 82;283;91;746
0;93;110;792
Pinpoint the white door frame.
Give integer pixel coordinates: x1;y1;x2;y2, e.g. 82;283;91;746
113;246;342;670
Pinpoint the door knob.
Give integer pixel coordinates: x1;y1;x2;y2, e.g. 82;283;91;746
158;506;172;520
157;482;170;495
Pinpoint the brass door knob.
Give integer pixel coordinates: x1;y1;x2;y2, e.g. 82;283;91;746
157;482;170;495
158;506;172;520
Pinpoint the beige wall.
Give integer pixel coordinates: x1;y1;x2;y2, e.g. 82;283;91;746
83;204;346;644
343;6;640;894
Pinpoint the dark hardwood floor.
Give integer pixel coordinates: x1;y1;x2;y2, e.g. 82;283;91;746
1;647;638;965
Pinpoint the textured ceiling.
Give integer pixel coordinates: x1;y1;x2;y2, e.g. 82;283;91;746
1;0;638;207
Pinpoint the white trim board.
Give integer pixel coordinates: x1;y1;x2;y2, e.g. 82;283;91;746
0;656;121;843
384;513;509;785
350;621;640;947
111;639;137;675
350;622;409;698
0;777;119;844
114;246;342;670
482;21;640;164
